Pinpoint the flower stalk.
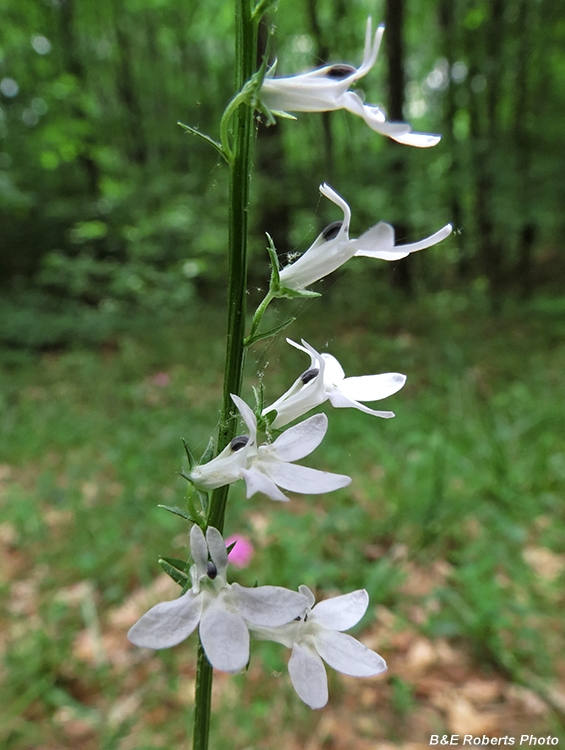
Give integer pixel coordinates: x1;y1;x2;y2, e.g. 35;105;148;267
194;0;257;747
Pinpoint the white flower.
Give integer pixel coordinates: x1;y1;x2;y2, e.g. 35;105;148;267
263;338;406;429
128;525;308;672
189;394;351;502
251;586;386;708
260;18;439;148
278;183;452;293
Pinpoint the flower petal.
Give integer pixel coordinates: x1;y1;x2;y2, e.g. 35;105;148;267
338;372;406;402
320;353;345;385
350;222;396;259
319;183;351;232
206;526;228;578
288;642;329;709
298;584;316;609
327;390;395;418
199;603;250;673
353;18;384;79
314;629;387;677
233;583;308;627
272;414;328;461
264;460;351;494
311;590;369;631
393;223;453;254
390;131;441;147
127;590;202;649
231;394;257;443
190;525;208;575
241;467;289;501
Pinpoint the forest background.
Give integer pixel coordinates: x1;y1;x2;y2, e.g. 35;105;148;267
1;0;564;748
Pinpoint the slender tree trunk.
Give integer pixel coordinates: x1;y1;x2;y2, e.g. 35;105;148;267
438;0;466;279
513;0;536;299
385;0;412;295
115;21;148;165
484;0;504;308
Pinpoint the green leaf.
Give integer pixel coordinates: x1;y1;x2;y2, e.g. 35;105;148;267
252;382;265;414
200;437;215;465
245;316;296;346
160;555;190;572
158;558;189;587
177;122;229;163
182;438;196;470
277;285;321;300
252;0;279;21
266;232;280;289
197;490;209;515
158;504;192;521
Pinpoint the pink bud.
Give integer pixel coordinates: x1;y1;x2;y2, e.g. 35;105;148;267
225;534;254;569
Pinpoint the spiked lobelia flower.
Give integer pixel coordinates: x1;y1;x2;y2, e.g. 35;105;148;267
263;338;406;429
250;586;387;708
259;18;440;147
278;183;452;294
128;525;308;672
188;394;351;502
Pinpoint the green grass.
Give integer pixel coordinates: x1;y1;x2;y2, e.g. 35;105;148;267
1;291;564;748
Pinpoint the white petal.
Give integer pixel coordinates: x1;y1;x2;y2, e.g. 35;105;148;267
311;590;369;631
231;394;257;442
315;630;387;677
264;460;351;494
241;467;289;501
286;337;314;361
320;353;345;386
393;223;453;254
189;444;249;490
288;642;329;709
190;525;208;574
127;590;202;649
319;183;351;230
327;390;395;418
298;584;316;609
390;131;441;147
206;526;228;577
339;91;411;137
272;414;328;461
350;222;396;258
338;373;406;402
353;19;384;79
233;583;308;627
199;603;249;673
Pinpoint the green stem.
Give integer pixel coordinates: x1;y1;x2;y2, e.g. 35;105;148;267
193;1;257;748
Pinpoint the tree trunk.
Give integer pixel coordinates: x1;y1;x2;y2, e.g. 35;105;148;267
513;0;536;299
438;0;466;280
385;0;412;295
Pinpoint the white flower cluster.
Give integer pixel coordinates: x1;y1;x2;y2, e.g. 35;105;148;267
129;525;386;708
129;15;452;711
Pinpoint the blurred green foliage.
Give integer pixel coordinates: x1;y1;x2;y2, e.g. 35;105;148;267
0;0;564;351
